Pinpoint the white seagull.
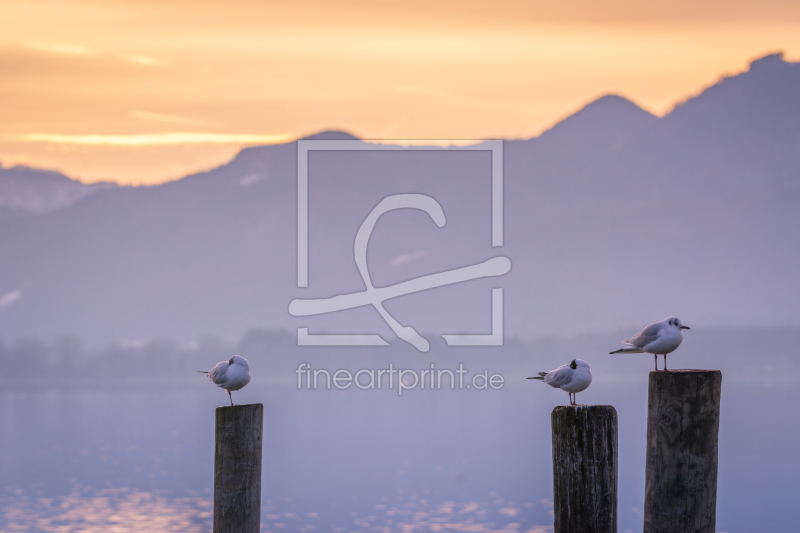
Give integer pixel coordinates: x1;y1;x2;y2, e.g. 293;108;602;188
527;359;593;405
609;317;690;371
198;355;251;405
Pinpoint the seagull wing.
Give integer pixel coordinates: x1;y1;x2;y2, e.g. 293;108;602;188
626;322;663;349
207;362;229;387
543;365;573;389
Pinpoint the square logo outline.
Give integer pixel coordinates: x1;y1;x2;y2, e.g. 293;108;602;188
293;139;505;349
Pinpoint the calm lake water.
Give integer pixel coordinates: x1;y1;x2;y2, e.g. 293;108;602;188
1;330;799;532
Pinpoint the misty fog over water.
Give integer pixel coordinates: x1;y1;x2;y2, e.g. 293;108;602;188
1;328;799;532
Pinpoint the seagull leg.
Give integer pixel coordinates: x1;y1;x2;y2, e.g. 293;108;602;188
664;353;668;371
228;390;233;406
654;353;658;371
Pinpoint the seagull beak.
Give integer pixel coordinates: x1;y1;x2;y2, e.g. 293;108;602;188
680;326;690;330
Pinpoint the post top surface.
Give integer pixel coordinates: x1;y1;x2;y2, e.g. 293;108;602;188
552;404;616;412
649;369;720;373
648;369;722;379
215;403;263;411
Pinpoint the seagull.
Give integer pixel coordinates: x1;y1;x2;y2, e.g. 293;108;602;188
609;317;690;371
198;355;251;405
527;359;592;405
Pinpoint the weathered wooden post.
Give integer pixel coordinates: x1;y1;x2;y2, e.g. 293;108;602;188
214;403;263;533
551;405;618;533
644;370;721;533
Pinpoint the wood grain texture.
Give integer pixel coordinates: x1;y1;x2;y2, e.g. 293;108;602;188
644;370;721;533
552;405;618;533
214;403;263;533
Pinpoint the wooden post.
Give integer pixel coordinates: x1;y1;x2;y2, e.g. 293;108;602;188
644;370;721;533
551;405;618;533
214;403;263;533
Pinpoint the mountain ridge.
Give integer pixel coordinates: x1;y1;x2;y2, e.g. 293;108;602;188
2;52;793;194
0;52;798;343
0;164;119;214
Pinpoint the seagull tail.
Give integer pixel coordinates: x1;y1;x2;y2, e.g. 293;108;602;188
609;347;644;354
197;371;209;373
526;376;545;380
527;372;548;380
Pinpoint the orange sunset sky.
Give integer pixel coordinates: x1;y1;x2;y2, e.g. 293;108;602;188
1;0;799;185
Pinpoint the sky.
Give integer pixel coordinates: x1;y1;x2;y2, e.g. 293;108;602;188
1;0;800;185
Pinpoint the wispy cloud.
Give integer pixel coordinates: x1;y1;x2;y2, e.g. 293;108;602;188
2;132;294;146
130;110;208;127
0;290;21;309
24;41;96;56
120;54;161;66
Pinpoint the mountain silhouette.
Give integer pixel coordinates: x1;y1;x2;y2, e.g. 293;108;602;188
0;164;118;214
0;52;798;343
